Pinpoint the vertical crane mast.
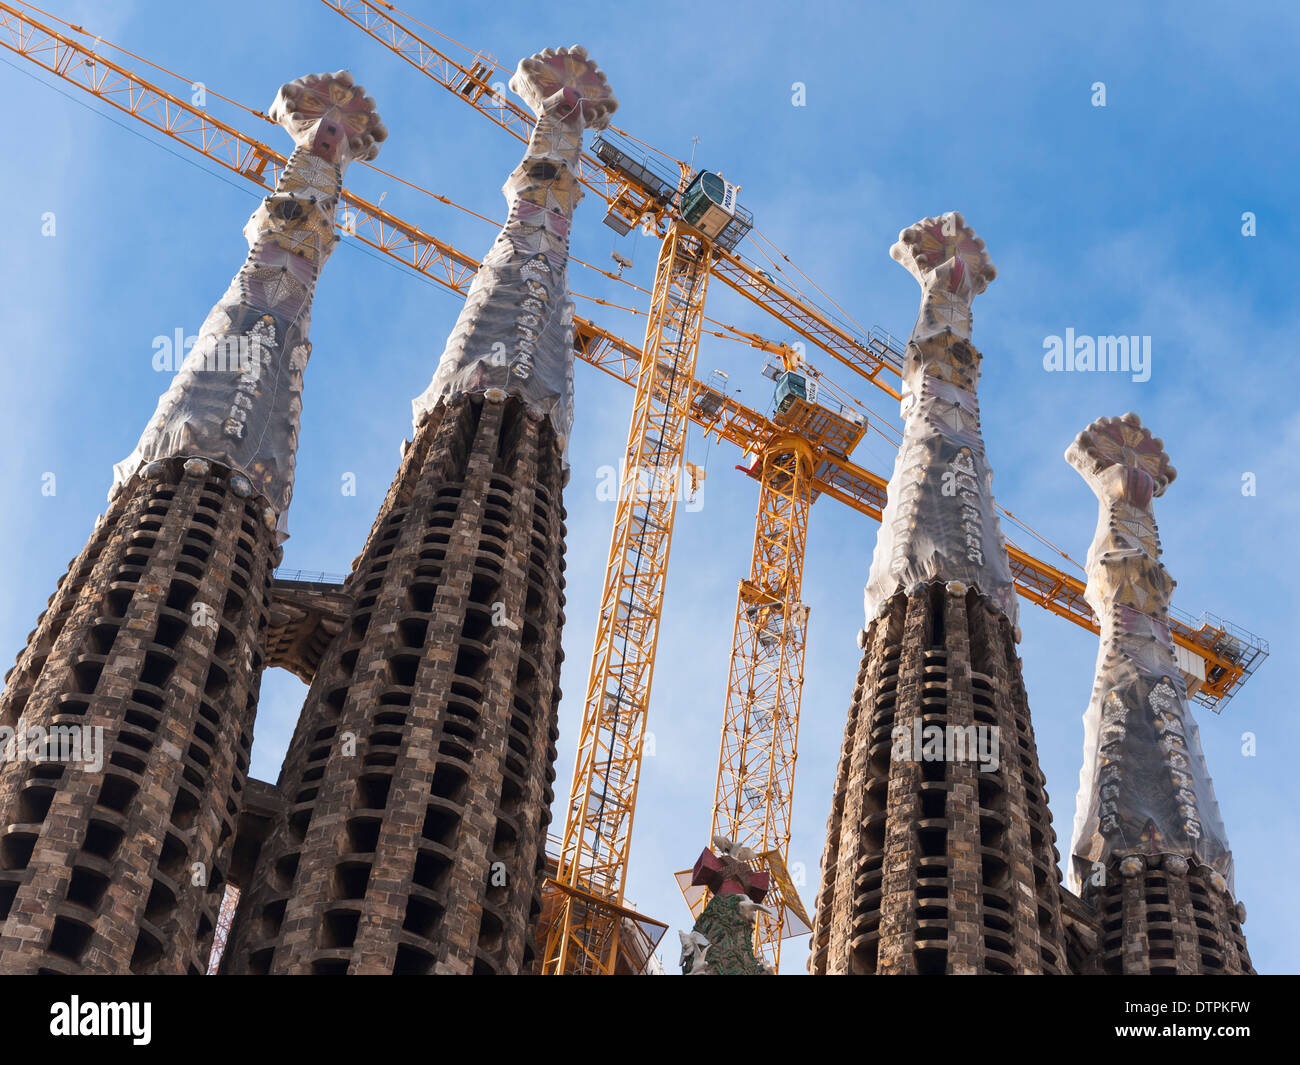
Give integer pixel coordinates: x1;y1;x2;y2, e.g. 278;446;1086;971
5;5;1266;978
545;217;712;974
711;434;814;968
698;347;862;968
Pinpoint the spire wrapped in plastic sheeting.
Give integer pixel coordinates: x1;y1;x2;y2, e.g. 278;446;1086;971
862;213;1019;629
1065;413;1234;893
112;71;386;540
411;47;617;456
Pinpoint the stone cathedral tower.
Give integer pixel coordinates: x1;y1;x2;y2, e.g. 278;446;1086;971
1065;413;1252;974
0;72;384;974
809;214;1068;975
223;47;616;976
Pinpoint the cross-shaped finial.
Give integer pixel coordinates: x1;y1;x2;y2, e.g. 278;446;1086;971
690;837;770;902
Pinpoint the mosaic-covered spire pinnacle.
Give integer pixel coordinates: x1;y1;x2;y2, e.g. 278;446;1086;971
1065;412;1234;895
412;47;616;452
510;45;618;127
891;211;997;346
112;72;384;538
861;212;1018;625
270;69;387;161
1066;411;1178;499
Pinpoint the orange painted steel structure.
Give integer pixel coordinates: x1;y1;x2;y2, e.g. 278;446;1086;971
1;1;1266;973
544;224;714;973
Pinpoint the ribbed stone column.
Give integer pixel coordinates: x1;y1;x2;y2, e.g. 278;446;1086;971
0;71;383;974
225;46;616;975
1065;413;1252;974
810;214;1067;975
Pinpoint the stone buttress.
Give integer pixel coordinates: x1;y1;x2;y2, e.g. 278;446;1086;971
0;72;383;974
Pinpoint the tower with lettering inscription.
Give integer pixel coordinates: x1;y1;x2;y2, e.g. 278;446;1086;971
222;46;616;975
808;213;1069;974
1064;413;1252;974
0;72;384;974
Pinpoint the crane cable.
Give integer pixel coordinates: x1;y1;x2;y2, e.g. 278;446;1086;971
32;0;1085;580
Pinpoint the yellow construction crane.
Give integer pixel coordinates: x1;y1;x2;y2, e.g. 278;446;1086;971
314;0;1268;973
314;0;903;975
544;214;715;974
2;1;1268;975
690;330;838;967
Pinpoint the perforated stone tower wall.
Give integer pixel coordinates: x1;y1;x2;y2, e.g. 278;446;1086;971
810;581;1067;973
223;394;566;973
809;213;1068;974
0;464;273;973
0;70;383;975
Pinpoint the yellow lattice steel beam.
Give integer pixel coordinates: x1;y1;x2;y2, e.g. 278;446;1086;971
4;12;1260;983
544;224;713;973
709;435;813;969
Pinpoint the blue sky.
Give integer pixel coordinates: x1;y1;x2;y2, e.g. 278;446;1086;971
1;0;1296;974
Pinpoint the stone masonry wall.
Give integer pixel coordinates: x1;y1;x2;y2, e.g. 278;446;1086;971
0;460;272;973
224;392;566;974
810;581;1067;974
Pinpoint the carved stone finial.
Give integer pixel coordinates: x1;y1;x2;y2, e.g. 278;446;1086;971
1119;855;1146;878
681;846;774;976
269;70;387;162
891;212;997;297
510;45;618;127
1065;411;1177;501
692;843;770;903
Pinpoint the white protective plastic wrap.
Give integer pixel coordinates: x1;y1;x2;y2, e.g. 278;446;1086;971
1065;414;1234;892
862;213;1019;628
411;47;617;452
112;72;386;539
